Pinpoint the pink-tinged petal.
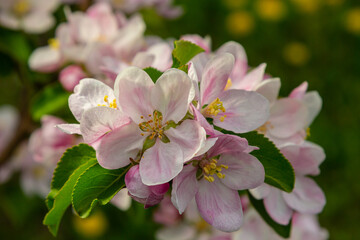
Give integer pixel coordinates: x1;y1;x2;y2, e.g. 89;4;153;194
263;188;293;225
188;53;210;82
166;120;206;162
125;165;151;199
234;63;266;91
200;53;235;105
114;67;154;124
280;142;325;176
59;65;86;92
171;164;199;214
283;176;326;214
214;90;269;133
255;78;281;104
144;192;166;208
97;122;144;169
152;69;193;123
267;98;308;138
69;78;116;121
22;13;55;34
194;137;218;157
132;52;155;69
80;107;130;144
149;183;170;196
110;188;131;211
191;105;215;136
196;179;243;232
56;123;81;135
146;42;173;71
84;43;117;75
303;91;322;127
217;41;248;84
207;134;249;158
156;224;196;240
28;46;63;72
140;140;184;186
249;183;272;200
289;81;308;99
219;152;265;190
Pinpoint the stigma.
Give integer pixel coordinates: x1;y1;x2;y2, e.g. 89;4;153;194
138;110;169;139
202;98;227;122
97;95;117;109
202;159;228;183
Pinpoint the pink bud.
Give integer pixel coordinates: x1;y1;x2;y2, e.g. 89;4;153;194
59;65;86;92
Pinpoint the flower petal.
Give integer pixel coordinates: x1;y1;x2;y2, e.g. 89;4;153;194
195;179;243;232
166;120;206;162
280;141;325;176
28;46;63;73
249;183;272;200
171;164;199;214
56;124;81;135
219;152;265;190
125;165;151;199
69;78;116;121
283;176;326;214
151;69;193;123
96;122;144;169
140;140;184;185
80;107;130;144
200;53;235;105
214;90;270;133
289;81;308;99
255;78;281;104
114;67;154;123
303;91;322;127
267;98;308;138
233;63;266;91
263;188;293;225
207;134;249;158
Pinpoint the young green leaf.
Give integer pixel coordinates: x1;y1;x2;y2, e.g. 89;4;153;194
72;163;131;218
172;40;205;68
44;144;97;236
220;130;295;192
247;191;292;238
30;83;70;121
143;67;163;82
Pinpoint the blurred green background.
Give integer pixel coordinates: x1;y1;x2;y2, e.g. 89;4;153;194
0;0;359;239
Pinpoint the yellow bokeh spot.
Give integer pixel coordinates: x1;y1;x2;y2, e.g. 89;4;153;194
291;0;321;14
226;11;255;36
48;38;60;50
13;0;30;16
255;0;287;21
73;211;108;238
345;8;360;35
283;42;310;66
224;0;248;9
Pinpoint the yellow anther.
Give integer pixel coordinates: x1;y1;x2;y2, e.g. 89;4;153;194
48;38;60;49
306;127;311;137
203;167;210;175
210;163;217;169
104;95;109;102
140;116;144;119
216;172;225;179
220;164;229;169
13;0;30;16
211;159;218;164
216;166;222;172
140;133;144;136
224;78;232;90
220;116;225;122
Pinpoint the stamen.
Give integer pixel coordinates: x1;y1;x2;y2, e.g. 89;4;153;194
203;98;227;122
48;38;60;50
202;159;229;183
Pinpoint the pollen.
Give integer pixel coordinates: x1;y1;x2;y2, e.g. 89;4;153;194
202;159;228;183
98;95;117;109
203;98;227;122
138;110;169;139
48;38;60;50
13;0;30;16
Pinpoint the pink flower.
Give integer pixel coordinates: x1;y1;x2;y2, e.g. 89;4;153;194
0;0;59;33
171;134;265;232
250;141;326;225
125;165;169;208
59;65;87;92
190;53;270;134
94;67;206;185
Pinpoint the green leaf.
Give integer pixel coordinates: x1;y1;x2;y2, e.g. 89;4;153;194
72;164;131;218
0;30;31;63
30;83;70;121
248;191;292;238
172;40;205;68
44;144;97;236
220;130;295;192
143;67;163;82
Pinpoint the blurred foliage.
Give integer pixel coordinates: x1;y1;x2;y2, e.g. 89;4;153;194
1;0;360;239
